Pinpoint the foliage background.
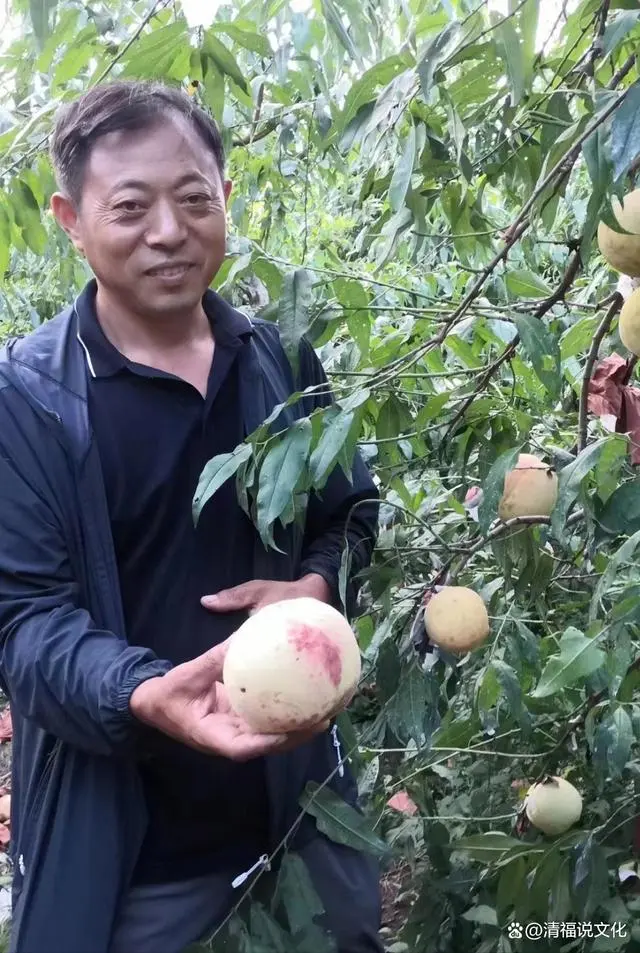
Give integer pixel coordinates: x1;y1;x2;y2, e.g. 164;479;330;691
3;0;640;949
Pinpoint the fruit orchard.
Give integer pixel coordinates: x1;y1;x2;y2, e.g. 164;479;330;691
3;0;640;950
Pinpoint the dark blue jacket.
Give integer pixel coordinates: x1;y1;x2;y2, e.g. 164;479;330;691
0;296;379;953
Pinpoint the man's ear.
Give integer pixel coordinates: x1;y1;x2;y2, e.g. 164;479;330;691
50;193;85;255
223;179;233;205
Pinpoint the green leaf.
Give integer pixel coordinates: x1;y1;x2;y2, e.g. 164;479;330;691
256;419;313;536
593;706;634;778
320;0;358;60
339;56;411;132
417;22;461;101
278;270;314;372
598;480;640;535
602;11;640;58
376;395;412;441
560;316;599;360
292;923;336;953
551;438;609;536
532;627;605;698
337;543;351;614
120;22;187;77
0;203;10;279
549;858;572;924
333;278;371;360
611;78;640;182
273;853;325;935
493;16;524;104
478;446;522;533
414;393;450;426
388;663;428;746
572;835;611;921
300;783;389;858
376;638;401;703
249;902;297;952
491;660;523;716
453;833;526;864
590;527;640;621
210;22;272;58
520;0;539;87
310;408;355;489
192;443;253;524
496;857;527;920
461;906;497;925
512;314;561;398
202;60;225;124
389;122;416;212
29;0;58;49
505;269;552;299
202;32;248;92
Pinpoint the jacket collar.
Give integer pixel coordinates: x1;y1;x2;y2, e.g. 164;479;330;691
0;280;261;463
74;279;254;380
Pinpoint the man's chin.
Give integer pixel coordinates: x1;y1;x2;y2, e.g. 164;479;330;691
142;285;208;316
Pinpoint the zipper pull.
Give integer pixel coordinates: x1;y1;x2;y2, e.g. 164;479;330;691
332;724;345;777
231;852;270;889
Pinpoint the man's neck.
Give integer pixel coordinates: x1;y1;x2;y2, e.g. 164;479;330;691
94;285;212;362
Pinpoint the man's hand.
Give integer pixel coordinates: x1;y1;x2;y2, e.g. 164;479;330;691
129;640;328;762
200;573;332;616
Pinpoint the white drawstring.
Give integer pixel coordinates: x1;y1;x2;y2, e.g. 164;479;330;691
332;724;345;777
232;728;345;890
231;852;270;889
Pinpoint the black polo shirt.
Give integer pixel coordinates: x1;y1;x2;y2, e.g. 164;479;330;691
75;282;270;884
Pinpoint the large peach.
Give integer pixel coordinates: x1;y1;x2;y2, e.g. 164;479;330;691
222;597;361;732
597;189;640;277
498;453;558;520
525;776;582;836
424;586;490;654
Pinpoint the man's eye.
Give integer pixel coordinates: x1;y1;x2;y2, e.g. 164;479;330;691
117;201;143;213
183;193;209;205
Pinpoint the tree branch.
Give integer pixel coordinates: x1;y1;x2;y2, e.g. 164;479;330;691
586;0;610;78
443;249;582;441
577;295;622;452
368;74;632;395
0;0;173;180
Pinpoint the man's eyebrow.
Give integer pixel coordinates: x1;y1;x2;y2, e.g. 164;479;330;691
108;173;212;194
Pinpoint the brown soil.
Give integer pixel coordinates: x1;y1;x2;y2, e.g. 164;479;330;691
380;859;417;942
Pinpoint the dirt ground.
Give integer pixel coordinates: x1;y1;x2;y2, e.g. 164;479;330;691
379;859;417;948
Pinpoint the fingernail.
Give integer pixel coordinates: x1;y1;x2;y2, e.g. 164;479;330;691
202;595;218;606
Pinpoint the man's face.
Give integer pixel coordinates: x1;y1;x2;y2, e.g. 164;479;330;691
52;112;231;321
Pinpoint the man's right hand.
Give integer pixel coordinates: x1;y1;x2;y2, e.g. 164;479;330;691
129;640;329;761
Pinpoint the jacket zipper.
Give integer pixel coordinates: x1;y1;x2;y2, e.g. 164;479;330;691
231;852;271;888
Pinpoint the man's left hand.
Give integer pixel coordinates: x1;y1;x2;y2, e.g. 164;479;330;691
201;573;332;615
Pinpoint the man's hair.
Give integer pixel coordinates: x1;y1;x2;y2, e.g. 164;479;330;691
50;79;226;206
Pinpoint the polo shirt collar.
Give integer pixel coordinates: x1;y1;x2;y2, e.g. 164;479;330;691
74;278;254;380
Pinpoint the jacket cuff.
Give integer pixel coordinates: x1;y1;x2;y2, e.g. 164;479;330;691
114;658;173;718
299;561;340;606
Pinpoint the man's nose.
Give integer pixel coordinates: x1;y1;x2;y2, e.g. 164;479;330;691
146;199;188;247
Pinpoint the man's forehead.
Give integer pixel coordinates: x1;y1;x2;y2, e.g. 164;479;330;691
85;115;220;187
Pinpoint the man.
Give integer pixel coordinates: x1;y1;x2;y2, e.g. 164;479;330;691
0;79;382;953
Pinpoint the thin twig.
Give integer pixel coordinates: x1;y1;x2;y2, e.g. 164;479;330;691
443;250;582;441
0;0;172;180
577;295;622;451
586;0;610;78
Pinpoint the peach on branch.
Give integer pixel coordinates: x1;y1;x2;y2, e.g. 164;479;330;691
597;189;640;277
423;586;490;654
498;453;558;520
524;776;582;836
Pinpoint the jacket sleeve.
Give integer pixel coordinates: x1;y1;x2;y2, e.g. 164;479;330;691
0;437;171;757
295;338;380;617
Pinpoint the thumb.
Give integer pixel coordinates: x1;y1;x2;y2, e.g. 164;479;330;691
201;582;260;613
